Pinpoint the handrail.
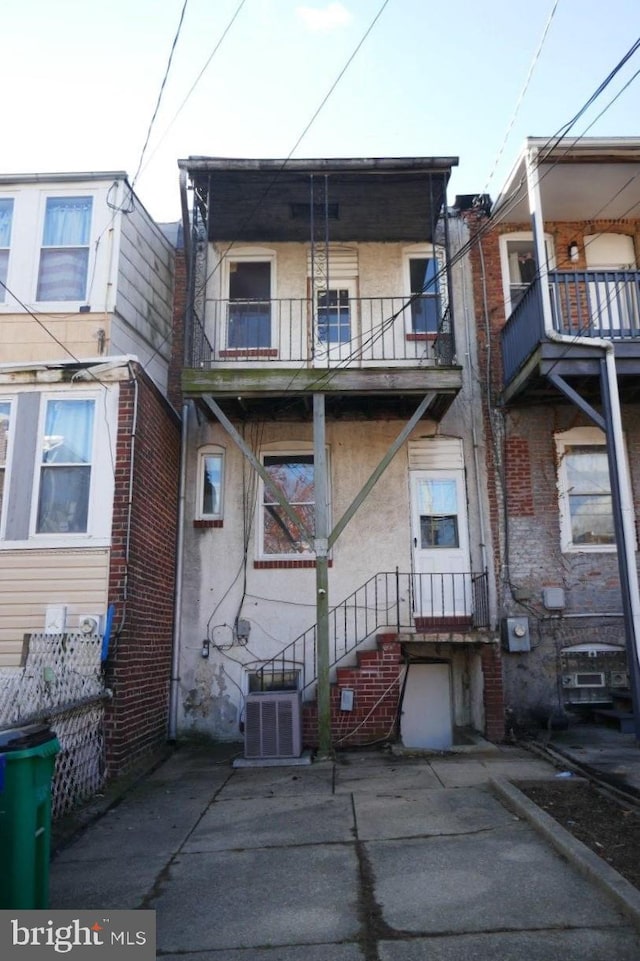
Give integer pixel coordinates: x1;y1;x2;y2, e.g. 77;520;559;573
186;296;455;367
254;569;489;696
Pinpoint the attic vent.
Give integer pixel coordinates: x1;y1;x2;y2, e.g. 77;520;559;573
244;691;302;759
290;202;339;221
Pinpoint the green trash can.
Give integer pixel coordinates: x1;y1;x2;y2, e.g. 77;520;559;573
0;724;60;909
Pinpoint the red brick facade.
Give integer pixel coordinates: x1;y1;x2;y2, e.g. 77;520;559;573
104;366;181;776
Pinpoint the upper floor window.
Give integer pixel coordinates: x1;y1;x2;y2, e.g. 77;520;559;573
403;245;445;338
500;232;554;315
556;428;617;553
0;198;14;303
196;446;225;521
37;196;93;302
228;259;271;349
36;398;95;534
0;401;11;530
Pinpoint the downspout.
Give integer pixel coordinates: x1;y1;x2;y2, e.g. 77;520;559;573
525;146;640;722
169;170;195;741
169;400;190;741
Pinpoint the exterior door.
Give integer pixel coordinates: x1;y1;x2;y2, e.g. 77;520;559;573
400;662;453;749
410;470;471;621
313;281;357;366
585;233;637;334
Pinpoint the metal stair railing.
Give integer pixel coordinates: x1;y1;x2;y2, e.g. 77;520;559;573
253;569;489;696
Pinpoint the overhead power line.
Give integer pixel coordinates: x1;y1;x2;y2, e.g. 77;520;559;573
132;0;190;187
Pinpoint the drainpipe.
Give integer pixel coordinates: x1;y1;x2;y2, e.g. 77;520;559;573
526;146;640;735
169;400;190;741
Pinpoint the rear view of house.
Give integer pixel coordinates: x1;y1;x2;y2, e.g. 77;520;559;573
0;173;178;810
174;156;503;758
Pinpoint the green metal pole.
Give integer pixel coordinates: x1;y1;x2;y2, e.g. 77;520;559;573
313;393;332;757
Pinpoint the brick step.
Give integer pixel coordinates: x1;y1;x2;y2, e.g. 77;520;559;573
302;634;403;748
593;708;636;734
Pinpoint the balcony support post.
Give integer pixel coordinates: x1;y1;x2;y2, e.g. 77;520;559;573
313;392;332;757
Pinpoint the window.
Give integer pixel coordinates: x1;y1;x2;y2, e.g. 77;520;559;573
261;453;315;557
37;196;93;301
409;257;439;335
500;232;554;315
556;428;616;552
228;260;271;348
403;245;445;338
0;199;14;302
196;446;224;520
36;398;95;534
0;402;11;526
417;478;460;548
317;288;351;345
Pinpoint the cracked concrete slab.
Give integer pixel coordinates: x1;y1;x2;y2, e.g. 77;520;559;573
49;854;168;910
378;927;640;960
353;786;517;841
161;945;364;961
366;821;628;934
335;762;441;794
183;794;355;851
217;766;334;799
151;845;361;953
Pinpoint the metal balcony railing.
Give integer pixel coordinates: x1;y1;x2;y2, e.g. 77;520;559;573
187;297;454;368
252;569;490;696
502;270;640;384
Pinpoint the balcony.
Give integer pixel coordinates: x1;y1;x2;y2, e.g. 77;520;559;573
502;270;640;400
183;295;462;419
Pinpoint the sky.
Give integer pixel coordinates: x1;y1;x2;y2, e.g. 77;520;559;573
3;0;640;224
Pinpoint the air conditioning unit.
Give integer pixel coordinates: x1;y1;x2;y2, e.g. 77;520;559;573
244;691;302;759
610;671;630;688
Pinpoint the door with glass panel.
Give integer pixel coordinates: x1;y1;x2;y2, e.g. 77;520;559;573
313;281;356;366
410;470;471;620
227;261;272;351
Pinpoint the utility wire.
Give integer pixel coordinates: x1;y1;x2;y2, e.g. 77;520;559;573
132;0;190;187
137;0;248;181
482;0;560;195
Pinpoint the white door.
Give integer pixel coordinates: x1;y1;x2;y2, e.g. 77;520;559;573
585;233;637;333
400;662;453;750
410;470;471;620
313;281;357;366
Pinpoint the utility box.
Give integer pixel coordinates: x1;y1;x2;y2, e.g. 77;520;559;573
502;616;531;652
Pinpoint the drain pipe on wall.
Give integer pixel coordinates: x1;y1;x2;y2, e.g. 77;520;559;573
526;147;640;731
168;400;190;741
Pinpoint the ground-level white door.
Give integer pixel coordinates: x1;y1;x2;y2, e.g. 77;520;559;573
400;662;453;749
410;469;471;621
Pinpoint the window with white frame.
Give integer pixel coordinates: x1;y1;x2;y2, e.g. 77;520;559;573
403;245;445;337
226;254;273;349
499;231;554;316
197;446;224;520
260;450;316;557
556;428;616;552
0;401;11;528
0;199;14;302
37;196;93;302
36;398;95;534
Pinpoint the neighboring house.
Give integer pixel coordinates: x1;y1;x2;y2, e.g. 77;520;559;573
463;138;640;736
0;172;179;793
173;156;503;757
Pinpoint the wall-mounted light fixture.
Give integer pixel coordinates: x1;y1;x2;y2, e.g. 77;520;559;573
568;241;580;263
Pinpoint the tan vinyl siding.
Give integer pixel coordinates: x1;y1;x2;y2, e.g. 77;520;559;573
0;314;111;365
0;548;109;666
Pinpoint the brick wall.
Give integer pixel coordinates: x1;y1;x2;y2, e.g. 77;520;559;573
464;210;639;724
104;366;181;776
